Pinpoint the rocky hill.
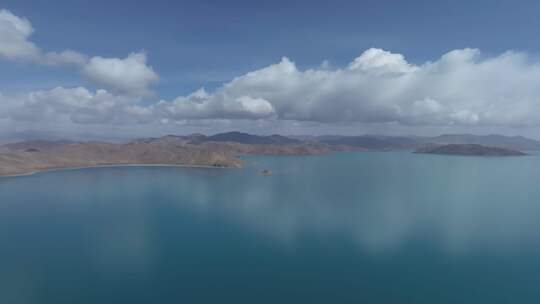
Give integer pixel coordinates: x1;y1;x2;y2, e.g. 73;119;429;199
0;133;329;176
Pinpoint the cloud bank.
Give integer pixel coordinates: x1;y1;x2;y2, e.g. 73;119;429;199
151;48;540;128
3;8;540;136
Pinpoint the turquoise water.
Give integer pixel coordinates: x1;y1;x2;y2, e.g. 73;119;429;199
2;152;540;303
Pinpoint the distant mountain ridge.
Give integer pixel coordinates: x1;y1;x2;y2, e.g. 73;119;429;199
5;132;540;152
294;133;540;151
3;140;77;151
317;135;419;150
415;144;528;156
206;132;301;145
2;132;539;176
130;132;302;145
421;134;540;150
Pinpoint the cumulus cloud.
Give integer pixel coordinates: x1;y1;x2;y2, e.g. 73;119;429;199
5;47;540;132
0;9;158;97
148;48;540;128
82;52;159;97
0;9;40;61
1;87;138;124
3;6;540;134
4;46;540;133
0;9;86;66
348;48;417;74
42;50;88;66
153;88;275;120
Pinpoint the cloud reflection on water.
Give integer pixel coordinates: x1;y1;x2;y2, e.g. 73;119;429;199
164;153;540;255
1;153;540;302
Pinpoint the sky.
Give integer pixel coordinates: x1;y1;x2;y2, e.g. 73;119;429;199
3;0;540;139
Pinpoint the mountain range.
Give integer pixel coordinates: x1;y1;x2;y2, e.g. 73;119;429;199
1;132;539;176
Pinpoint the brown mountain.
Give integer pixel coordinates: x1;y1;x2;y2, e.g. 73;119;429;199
0;134;330;176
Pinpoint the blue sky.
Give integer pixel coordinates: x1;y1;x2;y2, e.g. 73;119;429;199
3;0;540;138
4;0;540;97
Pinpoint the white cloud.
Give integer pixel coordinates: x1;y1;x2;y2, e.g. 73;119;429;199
1;87;137;124
3;6;540;135
4;47;540;133
0;9;40;61
0;9;87;66
42;50;88;66
0;9;158;97
150;48;540;128
348;48;417;74
8;47;537;131
82;52;159;97
154;88;275;120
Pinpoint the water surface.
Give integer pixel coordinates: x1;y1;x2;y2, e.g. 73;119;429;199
1;152;540;303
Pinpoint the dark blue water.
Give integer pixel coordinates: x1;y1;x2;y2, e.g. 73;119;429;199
1;152;540;303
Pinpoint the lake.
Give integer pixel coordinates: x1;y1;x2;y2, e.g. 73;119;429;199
1;152;540;303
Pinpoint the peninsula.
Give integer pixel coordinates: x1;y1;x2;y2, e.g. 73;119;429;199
0;133;330;176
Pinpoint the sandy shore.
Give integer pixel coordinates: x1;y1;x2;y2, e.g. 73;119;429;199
0;163;239;178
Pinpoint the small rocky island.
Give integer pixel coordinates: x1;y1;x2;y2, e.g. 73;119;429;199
260;169;272;176
415;144;528;156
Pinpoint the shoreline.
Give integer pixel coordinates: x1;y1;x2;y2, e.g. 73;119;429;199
0;163;239;178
